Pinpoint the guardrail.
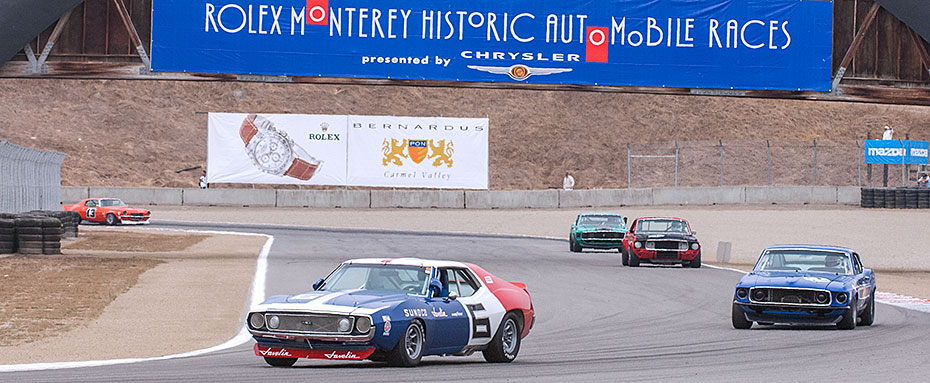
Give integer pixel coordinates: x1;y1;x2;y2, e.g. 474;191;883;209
61;186;861;208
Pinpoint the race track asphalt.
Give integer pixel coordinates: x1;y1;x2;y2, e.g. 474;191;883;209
5;222;930;382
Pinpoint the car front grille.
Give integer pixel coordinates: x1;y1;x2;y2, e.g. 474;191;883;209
656;251;679;259
266;313;353;334
749;288;830;305
580;232;623;239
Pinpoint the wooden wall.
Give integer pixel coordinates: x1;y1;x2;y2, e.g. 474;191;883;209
11;0;930;85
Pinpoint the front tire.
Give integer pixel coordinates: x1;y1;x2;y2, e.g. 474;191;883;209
837;298;858;330
263;357;297;367
629;250;640;267
105;214;119;226
859;292;875;326
621;246;629;266
731;302;753;329
483;312;521;363
689;251;702;268
389;320;424;367
570;238;582;253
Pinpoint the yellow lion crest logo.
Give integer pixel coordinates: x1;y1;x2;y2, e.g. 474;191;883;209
382;138;408;166
428;139;454;168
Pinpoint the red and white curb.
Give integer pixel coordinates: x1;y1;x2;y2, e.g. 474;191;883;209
875;292;930;314
0;228;273;373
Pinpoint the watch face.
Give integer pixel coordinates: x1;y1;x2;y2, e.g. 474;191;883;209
248;131;294;175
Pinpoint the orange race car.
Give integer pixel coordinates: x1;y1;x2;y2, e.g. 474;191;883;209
63;198;151;225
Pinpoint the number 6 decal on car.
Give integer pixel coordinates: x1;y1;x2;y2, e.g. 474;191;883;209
87;208;96;218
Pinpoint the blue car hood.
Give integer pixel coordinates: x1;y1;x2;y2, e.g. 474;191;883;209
742;271;853;290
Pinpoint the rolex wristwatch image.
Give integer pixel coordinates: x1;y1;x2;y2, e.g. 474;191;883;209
239;114;322;181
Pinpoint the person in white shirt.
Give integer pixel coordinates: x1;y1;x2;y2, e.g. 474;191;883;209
199;169;209;189
919;174;930;188
563;172;575;190
882;125;894;140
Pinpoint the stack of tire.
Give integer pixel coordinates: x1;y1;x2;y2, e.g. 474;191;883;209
12;214;63;255
0;213;14;255
28;210;79;238
860;187;930;209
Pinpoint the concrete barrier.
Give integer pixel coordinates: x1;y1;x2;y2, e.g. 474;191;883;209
88;187;183;205
182;188;276;207
370;190;464;208
653;187;745;205
836;186;861;205
60;186;868;208
466;190;559;208
276;190;370;208
61;187;89;204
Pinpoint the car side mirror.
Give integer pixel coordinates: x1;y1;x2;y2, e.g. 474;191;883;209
691;230;697;235
312;278;324;291
446;291;458;301
428;278;442;298
623;217;628;224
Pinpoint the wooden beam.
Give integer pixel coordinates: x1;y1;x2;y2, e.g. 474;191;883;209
832;2;881;92
909;28;930;77
35;9;74;72
111;0;151;71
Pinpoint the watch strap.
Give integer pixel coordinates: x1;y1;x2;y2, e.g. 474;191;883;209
284;158;318;181
240;114;259;145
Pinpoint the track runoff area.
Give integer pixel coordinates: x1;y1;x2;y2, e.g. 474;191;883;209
3;222;930;382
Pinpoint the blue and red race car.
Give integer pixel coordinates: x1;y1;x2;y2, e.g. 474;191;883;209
248;258;535;367
732;245;876;330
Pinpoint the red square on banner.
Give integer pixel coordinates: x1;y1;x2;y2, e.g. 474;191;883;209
306;0;328;25
586;27;609;63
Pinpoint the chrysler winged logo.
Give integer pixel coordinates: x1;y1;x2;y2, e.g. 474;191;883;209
382;139;453;167
467;64;572;81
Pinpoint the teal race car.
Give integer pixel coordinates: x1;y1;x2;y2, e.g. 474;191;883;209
569;213;628;253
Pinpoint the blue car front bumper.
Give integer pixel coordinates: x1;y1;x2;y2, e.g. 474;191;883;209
734;302;850;325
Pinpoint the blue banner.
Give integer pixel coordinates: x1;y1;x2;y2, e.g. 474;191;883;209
864;140;930;165
151;0;833;90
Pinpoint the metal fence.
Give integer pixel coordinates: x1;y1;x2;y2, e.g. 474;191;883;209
626;139;920;189
0;139;66;213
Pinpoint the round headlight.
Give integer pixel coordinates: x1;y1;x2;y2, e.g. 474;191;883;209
736;288;749;299
356;316;372;333
815;292;829;304
249;312;265;329
691;243;700;250
634;241;642;249
835;292;848;304
268;315;280;329
753;289;767;301
338;317;352;332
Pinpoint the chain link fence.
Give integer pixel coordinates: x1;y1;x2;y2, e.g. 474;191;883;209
625;139;916;188
0;140;67;213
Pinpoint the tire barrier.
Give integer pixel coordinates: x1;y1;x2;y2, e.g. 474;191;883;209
861;188;930;209
0;218;14;254
12;214;65;255
27;210;79;238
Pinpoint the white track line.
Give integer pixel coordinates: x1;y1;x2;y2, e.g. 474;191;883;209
0;229;273;373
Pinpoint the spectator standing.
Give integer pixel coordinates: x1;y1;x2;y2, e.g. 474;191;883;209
563;172;575;190
199;169;209;189
882;125;894;140
918;173;930;188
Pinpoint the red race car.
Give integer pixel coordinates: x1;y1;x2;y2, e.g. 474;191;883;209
64;198;151;225
621;217;701;268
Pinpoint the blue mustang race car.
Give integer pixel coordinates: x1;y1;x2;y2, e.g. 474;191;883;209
732;245;876;330
248;258;535;367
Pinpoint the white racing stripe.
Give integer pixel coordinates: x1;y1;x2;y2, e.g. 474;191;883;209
0;228;274;373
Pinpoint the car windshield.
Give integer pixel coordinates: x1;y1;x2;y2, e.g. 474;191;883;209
578;215;625;228
636;219;689;234
100;199;127;207
755;250;853;274
318;264;430;295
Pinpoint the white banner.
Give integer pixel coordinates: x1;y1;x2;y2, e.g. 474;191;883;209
207;113;489;189
346;116;489;189
207;113;348;185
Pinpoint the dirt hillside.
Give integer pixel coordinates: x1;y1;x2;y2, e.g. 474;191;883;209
1;78;928;189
